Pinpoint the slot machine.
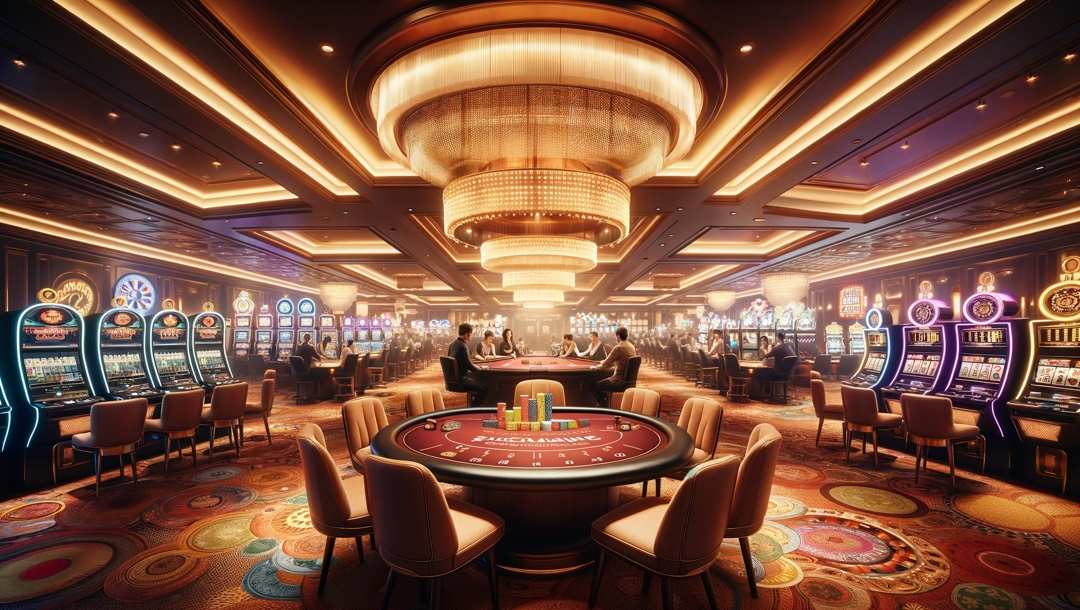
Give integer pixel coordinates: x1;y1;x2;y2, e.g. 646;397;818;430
274;298;296;362
844;307;901;390
296;297;317;346
825;322;845;356
1008;257;1080;492
0;298;102;472
796;307;818;356
847;321;866;354
370;317;385;353
189;310;239;388
880;299;957;412
317;313;339;359
935;290;1026;443
356;317;371;353
86;304;162;402
146;305;202;392
342;316;356;346
253;307;274;359
231;303;252;362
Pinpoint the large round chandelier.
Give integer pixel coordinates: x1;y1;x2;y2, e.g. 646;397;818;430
762;272;810;308
370;24;704;308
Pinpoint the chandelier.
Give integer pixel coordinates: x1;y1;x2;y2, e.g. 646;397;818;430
318;283;357;314
370;26;703;308
706;290;736;312
761;272;810;308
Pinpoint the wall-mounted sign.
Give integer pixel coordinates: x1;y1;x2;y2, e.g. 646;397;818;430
917;280;934;300
53;273;96;316
232;290;254;315
114;273;156;314
838;285;865;319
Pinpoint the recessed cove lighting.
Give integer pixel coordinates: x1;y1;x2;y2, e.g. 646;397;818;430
211;160;222;168
900;141;911;150
739;43;754;54
107;112;119;120
320;44;334;54
753;217;766;223
12;59;25;68
170;144;181;151
975;99;988;111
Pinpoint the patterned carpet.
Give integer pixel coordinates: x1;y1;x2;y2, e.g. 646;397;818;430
0;362;1078;609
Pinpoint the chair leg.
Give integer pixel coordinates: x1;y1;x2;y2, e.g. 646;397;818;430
588;548;607;608
264;415;272;445
914;444;922;483
486;548;499;610
872;429;879;469
164;437;172;474
642;571;652;595
641;481;648;497
233;424;241;457
660;576;673;610
318;536;335;594
381;569;398;610
947;441;956;488
209;424;216;459
816;418;824;447
190;437;198;469
239;419;245;447
118;451;126;480
700;571;718;610
354;536;365;563
844;424;851;463
131;451;138;484
430;577;442;610
94;451;102;497
739;536;758;598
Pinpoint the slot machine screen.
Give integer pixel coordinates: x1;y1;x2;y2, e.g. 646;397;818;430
957;355;1006;383
235;315;251;328
371;329;384;342
320;315;335;327
257;315;273;328
299;317;315;329
23;354;87;401
1033;358;1080;389
195;349;227;372
901;353;942;377
278;315;294;328
102;352;145;383
278;330;294;345
153;350;190;377
234;329;250;343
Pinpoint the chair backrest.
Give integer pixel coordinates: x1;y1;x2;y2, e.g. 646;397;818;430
623;356;642;386
780;355;799;379
900;393;955;439
263;369;277;379
342;397;389;454
810;379;829;417
297;424;352;531
91;398;150;447
812;355;832;375
676;397;724;457
654;455;740;574
840;385;880;426
208;382;249;420
160;388;206;431
439;356;460;388
727;423;783;534
838;354;862;377
364;455;458;575
337;353;359;377
355;352;370;385
513;379;566;406
617;387;660;417
289;355;309;375
723;353;742;378
258;377;276;416
406;389;446;417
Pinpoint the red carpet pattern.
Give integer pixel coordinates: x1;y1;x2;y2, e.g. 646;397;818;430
0;362;1077;609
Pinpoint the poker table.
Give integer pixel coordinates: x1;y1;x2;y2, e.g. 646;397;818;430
371;406;693;574
474;356;608;406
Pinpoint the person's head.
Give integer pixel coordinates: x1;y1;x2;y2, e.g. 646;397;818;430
483;330;495;343
502;328;513;343
590;331;599;344
712;329;722;338
346;339;354;347
615;327;628;341
777;331;786;342
302;333;312;344
458;323;473;340
321;335;331;346
563;333;574;344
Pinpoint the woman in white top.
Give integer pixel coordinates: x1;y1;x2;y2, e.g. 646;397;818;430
475;330;497;360
576;331;606;360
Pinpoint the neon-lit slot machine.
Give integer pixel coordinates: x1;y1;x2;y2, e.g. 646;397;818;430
341;316;356;347
795;307;818;356
935;289;1026;445
825;322;845;356
317;313;339;359
843;307;902;390
356;317;371;353
231;291;254;360
0;297;102;468
274;298;295;362
296;297;318;346
847;321;866;354
1008;257;1080;493
880;298;957;411
146;304;202;392
370;318;386;353
189;310;239;388
253;307;274;359
86;303;162;402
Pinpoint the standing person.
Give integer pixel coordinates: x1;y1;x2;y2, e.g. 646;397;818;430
475;330;497;360
296;334;320;367
448;323;487;406
557;334;577;357
499;328;518;357
577;331;606;361
592;327;637;406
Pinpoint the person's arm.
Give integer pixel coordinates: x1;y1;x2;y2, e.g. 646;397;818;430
456;342;480;373
596;344;619;370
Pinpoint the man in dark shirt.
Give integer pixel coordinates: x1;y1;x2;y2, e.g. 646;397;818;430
750;331;796;399
448;323;487;406
295;333;320;368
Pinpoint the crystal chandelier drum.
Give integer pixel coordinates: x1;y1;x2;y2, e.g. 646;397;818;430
706;290;736;312
318;283;357;314
502;270;576;291
513;288;564;304
761;272;810;307
480;236;597;274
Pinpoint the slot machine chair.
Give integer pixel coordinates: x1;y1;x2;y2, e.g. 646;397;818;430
439;356;480;407
840;386;902;469
288;356;316;404
333;354;359;401
71;398;149;496
243;377;277;446
766;356;800;404
901;393;986;488
144;389;204;472
199;382;249;459
812;355;835;380
811;379;845;447
354;353;371;395
723;354;751;402
837;354;862;379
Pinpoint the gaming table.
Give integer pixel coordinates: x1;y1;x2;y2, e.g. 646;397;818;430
474;356;609;406
371;406;693;573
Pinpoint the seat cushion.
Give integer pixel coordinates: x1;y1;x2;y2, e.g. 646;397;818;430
71;432;136;455
446;499;504;570
592;497;667;571
244;403;265;415
949;423;981;440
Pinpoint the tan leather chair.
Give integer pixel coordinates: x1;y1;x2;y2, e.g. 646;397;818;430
810;379;844;447
724;423;783;598
199;382;249;459
647;397;723;497
342;397;389;474
144;389;204;472
243;377;276;446
364;455;503;610
590;455;740;610
840;385;901;468
617;387;661;417
901;393;985;487
513;379;566;406
296;424;372;595
405;389;447;418
72;398;149;496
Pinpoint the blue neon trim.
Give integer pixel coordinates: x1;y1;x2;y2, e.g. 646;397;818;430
187;312;201;384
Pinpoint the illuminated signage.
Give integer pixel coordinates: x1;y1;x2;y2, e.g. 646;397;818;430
232;290;255;315
54;276;96;316
114;274;156;314
839;286;865;319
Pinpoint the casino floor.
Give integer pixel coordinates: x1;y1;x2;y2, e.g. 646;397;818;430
1;360;1077;609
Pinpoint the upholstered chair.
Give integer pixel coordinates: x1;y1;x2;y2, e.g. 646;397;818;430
646;397;724;497
810;379;844;447
617;387;661;417
590;455;740;610
341;397;389;474
364;455;504;610
724;423;783;598
405;389;447;418
840;385;902;468
296;424;372;595
900;393;985;487
72;398;149;496
144;389;204;472
243;377;276;445
512;379;567;407
199;382;249;459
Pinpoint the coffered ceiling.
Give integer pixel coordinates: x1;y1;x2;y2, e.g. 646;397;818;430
0;1;1077;310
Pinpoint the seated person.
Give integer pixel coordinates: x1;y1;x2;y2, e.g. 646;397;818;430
448;323;488;406
750;331;796;399
498;328;519;357
557;333;577;357
592;327;637;406
576;331;606;361
338;339;358;363
296;333;321;367
475;330;498;360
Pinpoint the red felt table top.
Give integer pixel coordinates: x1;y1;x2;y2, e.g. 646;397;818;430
482;356;596;372
397;411;663;469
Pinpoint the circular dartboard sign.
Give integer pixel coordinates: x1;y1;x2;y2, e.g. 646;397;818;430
114;273;156;314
